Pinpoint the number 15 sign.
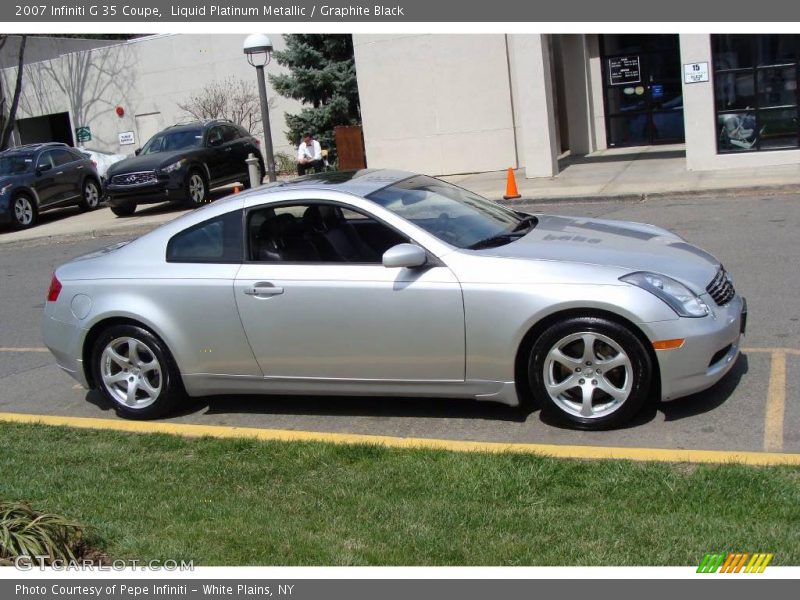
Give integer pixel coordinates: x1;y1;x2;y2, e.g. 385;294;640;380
684;62;710;84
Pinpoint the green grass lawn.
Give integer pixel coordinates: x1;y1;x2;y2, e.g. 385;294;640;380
0;422;798;566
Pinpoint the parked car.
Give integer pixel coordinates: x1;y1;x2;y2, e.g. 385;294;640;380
104;119;264;217
0;143;102;229
43;170;746;429
78;147;127;182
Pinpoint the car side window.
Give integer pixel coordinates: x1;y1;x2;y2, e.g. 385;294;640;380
51;149;76;166
166;210;244;263
221;125;239;143
37;151;55;170
67;148;86;162
207;126;224;147
247;202;409;264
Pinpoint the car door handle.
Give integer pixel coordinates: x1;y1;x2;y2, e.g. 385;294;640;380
56;171;64;175
224;147;233;152
244;283;284;297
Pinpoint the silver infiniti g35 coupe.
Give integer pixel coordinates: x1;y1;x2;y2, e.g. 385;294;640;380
42;170;747;429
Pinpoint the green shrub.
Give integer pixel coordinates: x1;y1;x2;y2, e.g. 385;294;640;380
274;151;296;176
0;501;85;565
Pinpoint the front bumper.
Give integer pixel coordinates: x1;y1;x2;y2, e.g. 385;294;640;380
646;294;747;401
106;170;186;207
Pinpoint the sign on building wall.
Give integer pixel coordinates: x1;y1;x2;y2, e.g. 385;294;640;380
118;131;135;145
608;56;641;85
684;62;710;84
75;126;91;143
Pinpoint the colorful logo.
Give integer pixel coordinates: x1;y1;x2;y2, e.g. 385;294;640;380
697;553;773;573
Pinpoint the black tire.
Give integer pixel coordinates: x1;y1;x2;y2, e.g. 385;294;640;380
110;203;136;217
528;316;652;430
184;169;208;206
78;178;102;212
10;193;37;229
91;324;185;420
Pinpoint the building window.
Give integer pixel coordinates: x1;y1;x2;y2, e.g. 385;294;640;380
713;35;800;153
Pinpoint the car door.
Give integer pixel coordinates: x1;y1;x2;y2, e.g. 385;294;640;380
51;148;85;203
204;125;232;183
32;150;60;207
223;125;250;181
233;201;466;382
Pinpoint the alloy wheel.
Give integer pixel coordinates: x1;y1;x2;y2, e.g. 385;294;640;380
542;331;632;419
84;182;100;207
100;337;163;409
13;196;33;226
188;173;206;203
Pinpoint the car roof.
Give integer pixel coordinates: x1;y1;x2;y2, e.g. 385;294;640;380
257;169;417;198
163;119;238;133
1;142;69;154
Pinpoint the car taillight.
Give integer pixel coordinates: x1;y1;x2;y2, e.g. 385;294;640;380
47;273;62;302
255;139;261;146
91;160;97;168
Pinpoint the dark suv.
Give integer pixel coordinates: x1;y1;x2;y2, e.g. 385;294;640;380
0;143;102;229
105;120;264;217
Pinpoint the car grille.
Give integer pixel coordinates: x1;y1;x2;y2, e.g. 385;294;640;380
111;171;157;186
706;268;735;306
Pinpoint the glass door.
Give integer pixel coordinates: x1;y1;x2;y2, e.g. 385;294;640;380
601;35;685;147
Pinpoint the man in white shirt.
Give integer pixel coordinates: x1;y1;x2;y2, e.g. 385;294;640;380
296;131;324;175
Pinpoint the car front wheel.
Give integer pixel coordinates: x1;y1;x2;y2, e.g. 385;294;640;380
110;203;136;217
91;324;184;419
11;194;37;229
529;316;652;430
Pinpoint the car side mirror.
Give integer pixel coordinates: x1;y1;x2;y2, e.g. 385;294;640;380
382;243;428;269
134;148;141;156
36;163;52;175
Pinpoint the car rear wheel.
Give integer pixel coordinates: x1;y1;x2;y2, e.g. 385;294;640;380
92;324;184;420
185;170;208;206
78;178;101;211
110;203;136;217
529;316;652;430
11;194;37;229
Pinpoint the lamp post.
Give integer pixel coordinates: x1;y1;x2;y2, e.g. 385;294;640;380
243;33;277;183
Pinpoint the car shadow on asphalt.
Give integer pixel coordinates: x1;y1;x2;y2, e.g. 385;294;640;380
657;353;749;422
83;390;530;423
536;353;749;431
82;354;748;429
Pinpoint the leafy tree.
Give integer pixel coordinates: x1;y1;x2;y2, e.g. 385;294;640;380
268;34;360;157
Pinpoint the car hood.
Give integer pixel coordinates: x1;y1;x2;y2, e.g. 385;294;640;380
107;151;190;175
484;214;720;292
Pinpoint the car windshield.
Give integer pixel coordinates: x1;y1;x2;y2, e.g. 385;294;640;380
367;175;534;249
0;154;35;175
140;129;203;154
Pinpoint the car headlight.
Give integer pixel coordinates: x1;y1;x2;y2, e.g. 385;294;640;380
620;271;709;318
161;159;186;174
0;183;12;196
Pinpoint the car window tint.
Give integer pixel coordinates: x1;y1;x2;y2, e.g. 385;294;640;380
247;203;408;263
166;210;243;263
52;149;76;166
67;148;86;162
207;126;224;146
37;152;55;170
221;125;239;143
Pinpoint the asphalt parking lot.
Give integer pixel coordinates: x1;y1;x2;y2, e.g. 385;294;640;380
0;191;798;456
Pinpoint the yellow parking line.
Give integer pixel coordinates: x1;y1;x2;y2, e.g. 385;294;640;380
0;347;50;352
0;411;798;466
764;350;787;452
743;347;800;356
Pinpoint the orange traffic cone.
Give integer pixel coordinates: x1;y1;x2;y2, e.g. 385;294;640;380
503;167;521;200
233;185;240;194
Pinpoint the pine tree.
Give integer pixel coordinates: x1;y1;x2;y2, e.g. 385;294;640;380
269;34;361;159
